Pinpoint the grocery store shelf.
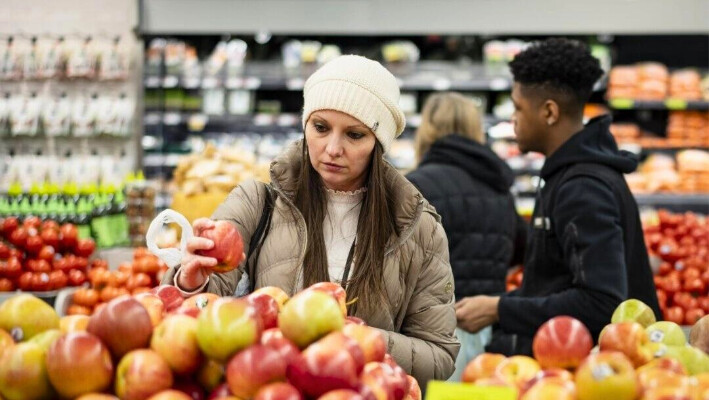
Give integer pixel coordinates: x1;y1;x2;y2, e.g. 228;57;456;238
608;98;709;111
634;193;709;206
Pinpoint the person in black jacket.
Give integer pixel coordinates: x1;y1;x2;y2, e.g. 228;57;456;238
406;92;526;378
455;38;661;356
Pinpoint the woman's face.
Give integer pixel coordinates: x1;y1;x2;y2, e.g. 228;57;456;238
305;110;377;192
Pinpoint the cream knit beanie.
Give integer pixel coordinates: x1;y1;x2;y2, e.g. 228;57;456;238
302;55;406;153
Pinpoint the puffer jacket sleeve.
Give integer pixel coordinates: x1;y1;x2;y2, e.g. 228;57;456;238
160;180;266;296
379;216;460;385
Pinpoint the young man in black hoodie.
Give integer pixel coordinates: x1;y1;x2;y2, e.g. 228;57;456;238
455;38;661;356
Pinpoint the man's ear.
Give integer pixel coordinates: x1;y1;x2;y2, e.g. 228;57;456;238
542;99;560;126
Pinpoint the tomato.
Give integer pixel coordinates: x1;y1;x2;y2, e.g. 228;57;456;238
17;271;33;291
22;216;41;230
67;269;87;286
133;247;151;260
59;223;78;251
683;278;706;297
39;229;59;250
698;296;709;313
0;242;10;259
31;272;51;291
100;286;120;303
117;262;132;274
27;259;51;274
0;278;14;291
114;271;129;287
48;270;68;290
658;262;672;276
685;308;706;325
91;259;109;270
40;220;59;233
37;245;55;263
661;277;681;296
67;304;92;316
126;272;152;291
664;306;685;325
682;267;700;282
90;269;111;289
73;288;100;307
656;289;668;309
74;238;96;258
3;257;23;279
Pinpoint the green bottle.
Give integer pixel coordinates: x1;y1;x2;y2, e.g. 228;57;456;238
112;186;130;246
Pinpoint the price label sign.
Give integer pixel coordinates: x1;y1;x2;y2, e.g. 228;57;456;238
609;98;635;109
425;381;517;400
664;98;688;110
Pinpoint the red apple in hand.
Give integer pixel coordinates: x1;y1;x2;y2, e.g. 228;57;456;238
46;332;113;398
246;292;279;330
87;296;154;358
115;349;174;400
532;316;593;370
195;221;244;273
226;344;289;399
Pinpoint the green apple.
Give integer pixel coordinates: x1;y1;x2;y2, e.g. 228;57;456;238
665;345;709;375
0;342;55;400
196;297;262;363
279;290;344;349
646;321;687;347
0;293;59;341
611;299;656;328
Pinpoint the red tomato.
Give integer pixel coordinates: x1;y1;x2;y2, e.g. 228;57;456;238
48;270;68;290
658;262;672;276
684;278;706;297
67;269;87;286
685;308;706;325
698;297;709;313
0;278;14;291
664;306;685;325
656;289;668;309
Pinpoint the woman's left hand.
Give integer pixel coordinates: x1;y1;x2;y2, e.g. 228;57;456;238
455;295;500;333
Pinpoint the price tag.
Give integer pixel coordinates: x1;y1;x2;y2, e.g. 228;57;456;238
664;98;688;110
609;98;635;109
489;78;510;91
425;381;517;400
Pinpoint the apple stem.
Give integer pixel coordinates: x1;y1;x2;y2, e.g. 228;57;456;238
346;297;359;306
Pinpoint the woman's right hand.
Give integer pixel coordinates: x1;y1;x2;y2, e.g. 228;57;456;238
177;218;219;291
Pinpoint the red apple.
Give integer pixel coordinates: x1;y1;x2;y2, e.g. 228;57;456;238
318;332;366;373
359;361;409;400
115;349;174;400
0;342;54;400
60;315;91;334
637;357;688;376
226;344;289;398
60;223;79;250
641;386;694;400
87;296;154;358
254;286;290;310
318;390;363;400
75;238;96;258
599;322;653;367
151;285;185;312
151;314;203;375
46;332;113;398
574;351;638;400
135;292;166;327
637;368;690;393
532;316;592;370
254;382;303;400
520;377;575;400
520;369;574;397
306;282;347;317
174;306;201;319
196;297;262;363
75;394;119;400
286;334;363;397
261;328;301;365
246;292;279;330
342;324;386;364
195;220;244;273
279;290;344;349
147;390;193;400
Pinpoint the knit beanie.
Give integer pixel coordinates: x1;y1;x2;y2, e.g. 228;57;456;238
302;55;406;153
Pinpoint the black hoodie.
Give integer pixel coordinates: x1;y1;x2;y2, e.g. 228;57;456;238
406;135;527;299
488;115;661;356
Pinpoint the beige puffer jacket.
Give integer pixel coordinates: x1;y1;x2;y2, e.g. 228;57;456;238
162;140;460;384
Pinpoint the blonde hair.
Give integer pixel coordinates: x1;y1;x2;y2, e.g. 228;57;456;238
414;92;484;162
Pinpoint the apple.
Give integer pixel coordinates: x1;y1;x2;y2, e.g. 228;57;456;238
135;292;166;327
87;296;154;358
665;345;709;375
637;368;689;392
637;357;688;376
690;315;709;354
318;390;363;400
599;322;654;367
150;285;185;312
173;380;207;400
46;332;113;398
358;361;409;400
575;351;638;400
76;394;120;400
306;282;347;317
254;286;290;310
493;355;541;389
519;369;574;396
151;314;204;375
174;306;201;319
345;316;367;326
246;292;280;330
0;342;54;400
0;293;60;341
279;290;344;348
195;220;244;273
286;335;362;397
197;297;262;363
532;316;592;370
254;383;303;400
317;332;366;373
197;359;225;392
473;376;516;389
462;353;507;383
0;328;14;358
226;344;289;398
641;386;694;400
647;321;687;348
612;299;657;327
184;293;221;311
27;329;62;353
402;376;420;400
60;315;91;333
115;349;174;400
207;382;232;399
147;390;193;400
520;377;575;400
261;328;301;365
60;223;79;250
342;324;386;364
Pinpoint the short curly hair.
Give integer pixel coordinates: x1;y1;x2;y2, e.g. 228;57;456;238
509;38;603;114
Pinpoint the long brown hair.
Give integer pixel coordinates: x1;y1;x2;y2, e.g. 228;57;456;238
294;139;398;315
414;92;484;162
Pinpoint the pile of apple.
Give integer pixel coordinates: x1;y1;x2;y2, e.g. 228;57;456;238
0;281;421;400
0;216;98;292
644;210;709;325
67;248;169;316
462;299;709;400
